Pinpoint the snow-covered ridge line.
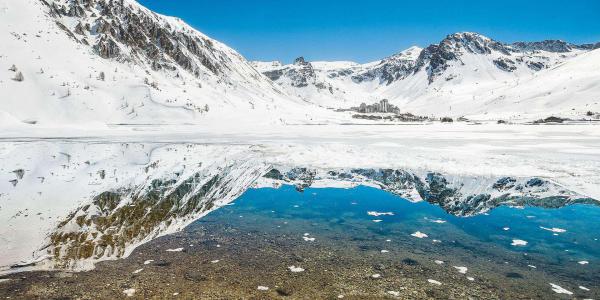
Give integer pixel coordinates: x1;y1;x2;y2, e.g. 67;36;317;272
253;32;600;121
256;167;596;216
1;0;331;126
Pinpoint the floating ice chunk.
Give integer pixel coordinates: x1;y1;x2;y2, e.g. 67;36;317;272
432;239;441;243
434;260;444;265
293;205;299;208
257;286;269;291
528;265;537;269
579;286;590;291
386;239;391;242
173;292;179;296
578;261;589;265
387;291;400;296
123;288;136;297
210;259;220;263
143;259;154;265
367;211;394;217
337;295;344;299
453;266;468;274
467;277;475;281
549;283;573;295
427;279;442;285
540;226;566;233
303;233;310;236
132;268;143;274
511;239;528;246
411;231;428;238
381;250;389;253
503;227;510;231
371;273;381;279
303;236;316;242
166;247;184;252
288;266;305;273
372;219;383;223
431;219;446;224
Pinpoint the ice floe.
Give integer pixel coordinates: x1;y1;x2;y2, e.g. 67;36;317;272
210;259;220;264
257;286;269;291
453;266;468;274
302;236;316;242
467;276;475;281
381;250;389;253
578;260;589;265
511;239;528;246
166;247;184;252
372;219;383;223
143;259;154;265
288;266;305;273
540;226;566;233
549;283;573;295
434;260;444;265
430;219;446;224
132;268;143;274
503;227;510;231
427;279;442;285
411;231;428;238
367;211;394;217
371;273;381;279
579;286;590;291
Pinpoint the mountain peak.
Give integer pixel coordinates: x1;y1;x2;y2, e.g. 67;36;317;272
294;56;309;66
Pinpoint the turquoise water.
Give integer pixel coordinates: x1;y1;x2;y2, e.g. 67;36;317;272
193;185;600;296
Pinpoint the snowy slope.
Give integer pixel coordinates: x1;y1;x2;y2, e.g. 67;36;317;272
0;0;333;127
255;33;600;120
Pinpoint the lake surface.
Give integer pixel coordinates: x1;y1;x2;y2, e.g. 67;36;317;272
1;185;598;299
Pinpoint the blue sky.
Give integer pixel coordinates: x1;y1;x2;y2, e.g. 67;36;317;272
138;0;600;63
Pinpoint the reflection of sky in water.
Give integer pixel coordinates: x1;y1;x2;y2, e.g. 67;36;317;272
195;185;599;285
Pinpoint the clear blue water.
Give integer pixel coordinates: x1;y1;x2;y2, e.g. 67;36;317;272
196;185;600;297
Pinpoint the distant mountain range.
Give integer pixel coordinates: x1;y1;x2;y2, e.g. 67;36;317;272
2;0;599;125
252;32;600;120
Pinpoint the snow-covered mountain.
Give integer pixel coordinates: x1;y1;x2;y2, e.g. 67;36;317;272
0;0;331;127
254;32;600;121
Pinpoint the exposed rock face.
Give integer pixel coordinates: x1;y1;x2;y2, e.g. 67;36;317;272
415;32;513;83
493;58;517;72
259;56;333;91
512;40;577;53
44;0;237;77
352;47;420;85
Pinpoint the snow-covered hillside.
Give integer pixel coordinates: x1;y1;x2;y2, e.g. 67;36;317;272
0;0;332;127
255;32;600;121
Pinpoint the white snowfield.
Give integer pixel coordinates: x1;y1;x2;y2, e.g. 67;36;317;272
0;0;335;127
0;0;599;276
